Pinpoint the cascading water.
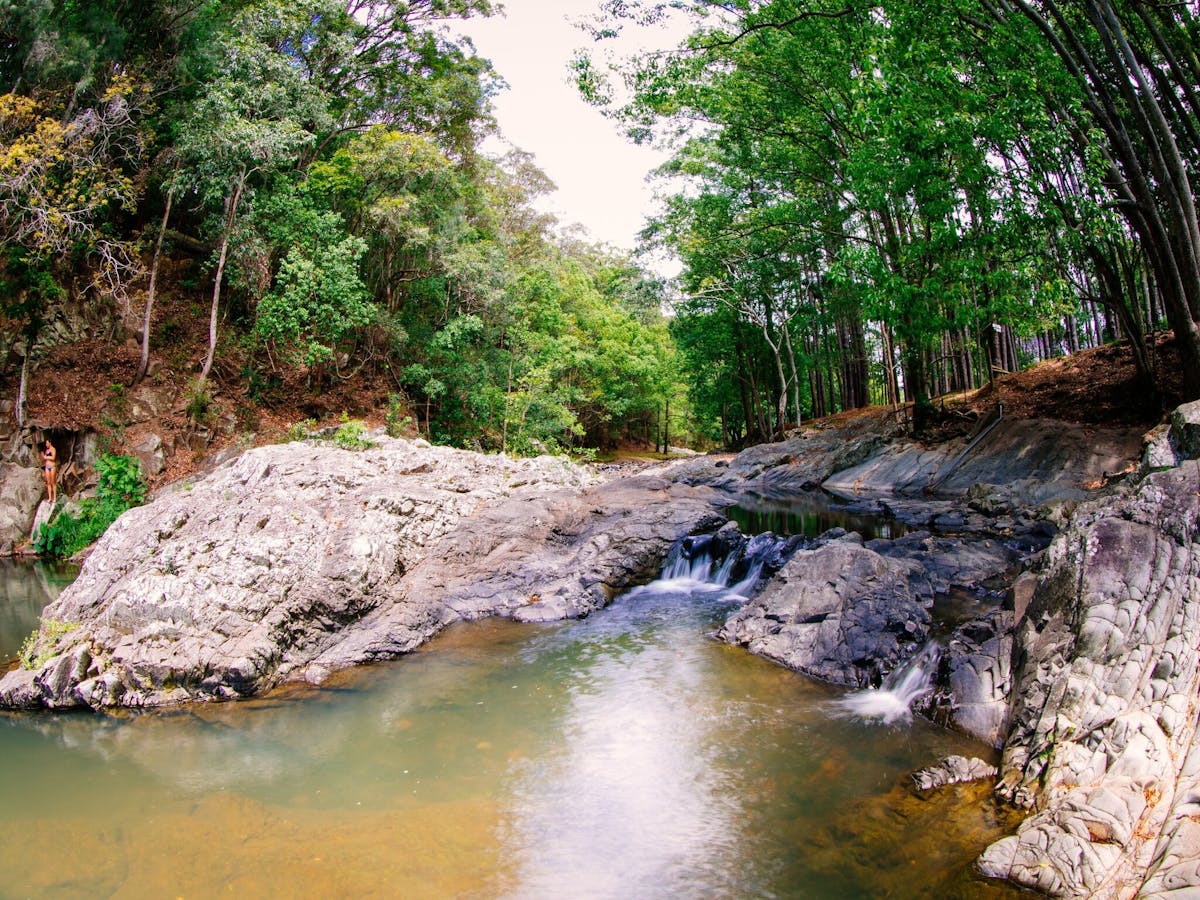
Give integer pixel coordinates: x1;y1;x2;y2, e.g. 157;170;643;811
653;529;801;601
833;642;940;725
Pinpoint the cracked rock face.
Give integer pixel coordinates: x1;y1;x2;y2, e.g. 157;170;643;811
977;461;1200;898
0;438;724;710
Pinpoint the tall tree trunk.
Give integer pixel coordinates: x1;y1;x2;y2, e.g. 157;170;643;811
199;170;246;389
136;183;175;387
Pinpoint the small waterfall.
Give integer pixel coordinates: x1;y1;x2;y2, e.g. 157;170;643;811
833;643;939;725
654;529;798;599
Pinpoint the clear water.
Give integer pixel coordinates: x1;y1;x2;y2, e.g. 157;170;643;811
0;559;77;663
727;493;910;541
0;563;1022;899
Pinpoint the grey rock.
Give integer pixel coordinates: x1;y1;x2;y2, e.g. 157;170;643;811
978;459;1200;898
718;535;933;687
0;438;726;709
720;529;1016;689
1140;423;1176;473
0;465;46;551
131;433;166;477
825;418;1143;509
924;609;1014;747
912;755;998;792
1170;399;1200;463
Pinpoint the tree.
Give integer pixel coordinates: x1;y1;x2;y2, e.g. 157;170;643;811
174;1;327;388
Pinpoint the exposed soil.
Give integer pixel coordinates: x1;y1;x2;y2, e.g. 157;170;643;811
949;332;1182;427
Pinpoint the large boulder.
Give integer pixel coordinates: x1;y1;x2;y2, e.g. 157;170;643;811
977;460;1200;898
0;437;728;710
718;533;933;687
719;530;1016;688
0;465;45;552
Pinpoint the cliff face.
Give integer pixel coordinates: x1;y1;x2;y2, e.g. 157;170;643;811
976;403;1200;898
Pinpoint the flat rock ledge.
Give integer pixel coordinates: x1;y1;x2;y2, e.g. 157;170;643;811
977;460;1200;898
0;437;726;710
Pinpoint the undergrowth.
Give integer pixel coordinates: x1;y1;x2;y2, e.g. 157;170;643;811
34;454;146;559
19;618;80;669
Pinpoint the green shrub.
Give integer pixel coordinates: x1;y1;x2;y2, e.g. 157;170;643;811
185;382;214;426
385;394;412;438
332;417;375;450
19;618;80;669
95;453;146;507
34;454;145;559
285;418;317;442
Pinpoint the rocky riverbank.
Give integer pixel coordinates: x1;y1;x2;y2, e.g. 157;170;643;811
3;400;1199;897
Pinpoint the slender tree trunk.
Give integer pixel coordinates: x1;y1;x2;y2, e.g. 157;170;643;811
136;184;175;386
16;344;29;430
501;352;513;455
199;170;246;388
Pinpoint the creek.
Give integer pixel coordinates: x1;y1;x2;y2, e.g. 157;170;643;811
0;511;1023;898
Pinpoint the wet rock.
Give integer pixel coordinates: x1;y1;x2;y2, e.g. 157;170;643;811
718;535;933;687
978;459;1200;898
721;529;1018;689
912;755;998;792
879;533;1017;597
924;609;1014;747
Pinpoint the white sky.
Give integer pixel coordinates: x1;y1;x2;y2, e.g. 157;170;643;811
455;1;690;271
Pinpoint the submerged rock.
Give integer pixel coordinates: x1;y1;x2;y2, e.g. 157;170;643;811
912;755;999;793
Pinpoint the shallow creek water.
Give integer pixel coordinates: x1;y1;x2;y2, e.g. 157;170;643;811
0;547;1023;899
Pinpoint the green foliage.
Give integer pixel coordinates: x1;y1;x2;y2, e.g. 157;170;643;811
34;454;145;559
19;618;80;670
184;383;214;426
95;453;146;507
331;417;375;451
285;418;317;442
385;395;411;438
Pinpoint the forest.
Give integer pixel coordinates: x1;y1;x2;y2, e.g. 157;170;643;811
1;0;1199;455
0;0;679;456
578;0;1200;440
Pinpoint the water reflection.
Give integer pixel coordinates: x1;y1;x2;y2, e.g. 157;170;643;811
0;559;77;662
727;493;909;541
0;564;1021;898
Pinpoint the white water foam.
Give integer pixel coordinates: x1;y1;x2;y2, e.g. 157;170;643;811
833;643;939;725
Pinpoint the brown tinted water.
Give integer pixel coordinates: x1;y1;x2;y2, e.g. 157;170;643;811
0;565;1024;899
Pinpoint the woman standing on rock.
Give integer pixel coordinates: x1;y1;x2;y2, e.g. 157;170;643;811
42;439;57;505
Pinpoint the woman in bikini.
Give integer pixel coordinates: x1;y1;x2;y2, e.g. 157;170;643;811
42;439;57;504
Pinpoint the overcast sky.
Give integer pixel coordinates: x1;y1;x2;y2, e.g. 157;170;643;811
455;1;690;270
